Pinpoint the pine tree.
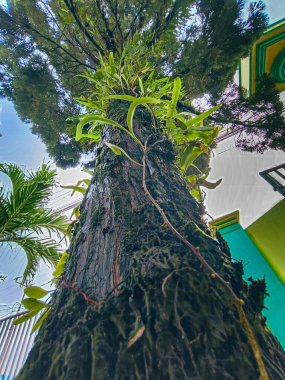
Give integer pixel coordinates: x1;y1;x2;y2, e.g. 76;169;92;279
1;0;284;168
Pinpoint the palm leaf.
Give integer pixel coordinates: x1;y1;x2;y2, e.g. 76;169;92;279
0;163;26;194
7;236;61;284
25;209;69;237
0;163;67;284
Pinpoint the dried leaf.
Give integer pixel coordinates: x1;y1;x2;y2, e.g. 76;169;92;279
127;325;145;348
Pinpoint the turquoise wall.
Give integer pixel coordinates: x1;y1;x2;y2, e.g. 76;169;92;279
220;222;285;349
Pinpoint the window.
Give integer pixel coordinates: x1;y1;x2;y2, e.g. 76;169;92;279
259;163;285;196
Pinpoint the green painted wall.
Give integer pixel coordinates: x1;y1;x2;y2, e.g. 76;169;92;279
220;222;285;349
246;199;285;284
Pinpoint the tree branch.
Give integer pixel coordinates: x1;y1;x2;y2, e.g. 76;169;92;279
63;0;105;57
106;0;124;44
94;0;118;53
0;7;96;71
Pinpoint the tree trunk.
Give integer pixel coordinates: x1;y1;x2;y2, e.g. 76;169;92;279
17;112;285;380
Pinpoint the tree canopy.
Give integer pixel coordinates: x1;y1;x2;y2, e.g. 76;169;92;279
1;0;284;168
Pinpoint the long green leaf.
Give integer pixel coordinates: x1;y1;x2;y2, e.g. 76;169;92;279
82;169;94;176
106;95;163;103
127;101;138;135
71;204;80;219
61;185;87;195
10;236;61;284
106;94;137;102
0;163;67;284
53;252;68;278
180;146;193;167
109;52;115;68
138;77;144;95
21;298;48;311
171;77;181;109
167;77;182;127
186;105;221;127
184;147;202;171
180;146;202;172
24;286;48;299
13;310;39;325
31;308;50;332
105;142;142;166
74;98;103;111
75;115;127;141
127;98;163;135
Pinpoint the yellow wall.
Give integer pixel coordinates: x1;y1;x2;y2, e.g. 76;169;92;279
246;199;285;284
251;23;285;93
240;56;250;93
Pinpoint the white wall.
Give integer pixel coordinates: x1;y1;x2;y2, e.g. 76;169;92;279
205;137;285;228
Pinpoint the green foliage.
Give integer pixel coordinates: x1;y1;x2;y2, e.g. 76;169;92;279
0;52;83;168
14;281;51;331
14;294;50;332
105;142;142;166
61;171;93;196
13;251;69;331
21;298;48;312
74;55;221;200
0;163;68;283
53;251;68;278
24;286;49;299
60;169;93;231
61;182;89;195
0;0;272;165
176;0;268;98
31;309;50;332
214;76;285;153
197;177;223;190
61;169;93;197
73;113;132;142
13;310;39;326
166;77;182;128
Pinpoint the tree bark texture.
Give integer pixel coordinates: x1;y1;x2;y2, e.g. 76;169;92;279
17;111;285;380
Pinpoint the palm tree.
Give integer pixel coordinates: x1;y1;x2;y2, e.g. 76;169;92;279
0;163;68;284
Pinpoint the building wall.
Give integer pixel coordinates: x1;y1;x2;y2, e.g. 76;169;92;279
219;222;285;349
246;199;285;284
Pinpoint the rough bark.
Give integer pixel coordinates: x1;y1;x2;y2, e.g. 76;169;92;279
17;111;285;380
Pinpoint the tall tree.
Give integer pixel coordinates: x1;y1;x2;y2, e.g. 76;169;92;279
1;0;284;169
10;2;285;379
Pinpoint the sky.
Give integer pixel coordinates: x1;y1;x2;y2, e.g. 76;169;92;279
0;100;85;315
0;0;284;315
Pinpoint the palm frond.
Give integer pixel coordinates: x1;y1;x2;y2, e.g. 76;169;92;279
25;209;69;237
0;163;26;194
0;187;9;227
4;236;61;284
10;166;56;214
0;163;68;284
26;164;56;202
0;163;59;236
